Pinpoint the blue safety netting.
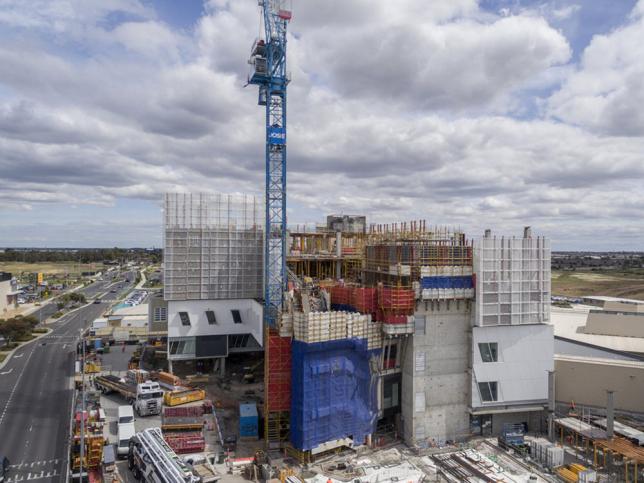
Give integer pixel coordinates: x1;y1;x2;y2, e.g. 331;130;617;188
290;338;380;451
420;275;473;289
330;303;358;312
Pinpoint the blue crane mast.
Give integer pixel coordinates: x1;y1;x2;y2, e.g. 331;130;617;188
248;1;292;328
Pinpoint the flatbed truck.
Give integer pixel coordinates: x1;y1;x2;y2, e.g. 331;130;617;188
94;375;163;416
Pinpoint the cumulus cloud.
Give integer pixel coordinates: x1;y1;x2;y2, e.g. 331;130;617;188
0;0;642;249
547;1;644;135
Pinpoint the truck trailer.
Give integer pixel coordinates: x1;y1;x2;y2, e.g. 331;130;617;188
94;375;163;416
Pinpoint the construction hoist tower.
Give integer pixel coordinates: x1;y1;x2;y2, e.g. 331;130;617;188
248;1;292;330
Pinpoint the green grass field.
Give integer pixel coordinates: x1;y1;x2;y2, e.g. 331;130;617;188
552;269;644;300
0;261;105;276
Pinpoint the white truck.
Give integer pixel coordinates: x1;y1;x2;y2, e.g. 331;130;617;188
127;428;201;482
94;375;163;416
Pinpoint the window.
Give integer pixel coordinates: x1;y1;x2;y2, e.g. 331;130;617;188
169;337;196;358
206;310;217;325
478;342;498;362
231;309;242;324
478;381;498;402
179;312;191;326
153;307;167;322
229;334;250;348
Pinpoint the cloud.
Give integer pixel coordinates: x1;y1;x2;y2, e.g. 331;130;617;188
547;1;644;135
0;0;642;249
551;5;581;20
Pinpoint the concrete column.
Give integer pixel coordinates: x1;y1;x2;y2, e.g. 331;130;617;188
168;358;173;374
548;370;555;442
335;231;342;279
606;390;615;438
220;356;226;377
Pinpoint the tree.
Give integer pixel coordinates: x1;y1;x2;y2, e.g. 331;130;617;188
0;317;33;343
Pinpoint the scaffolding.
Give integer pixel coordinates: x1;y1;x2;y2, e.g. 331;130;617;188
265;329;292;448
164;193;263;301
363;223;472;289
287;229;364;281
473;234;550;326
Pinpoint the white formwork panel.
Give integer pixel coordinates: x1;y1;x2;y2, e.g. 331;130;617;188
473;235;550;327
163;193;263;301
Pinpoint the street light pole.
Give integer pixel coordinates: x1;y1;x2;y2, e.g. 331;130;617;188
79;328;85;482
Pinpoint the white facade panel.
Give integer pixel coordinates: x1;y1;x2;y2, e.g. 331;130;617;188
471;324;554;408
167;299;263;348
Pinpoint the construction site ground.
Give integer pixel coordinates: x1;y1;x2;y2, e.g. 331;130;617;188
100;347;578;482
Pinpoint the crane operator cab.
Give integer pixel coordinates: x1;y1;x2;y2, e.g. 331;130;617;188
249;39;268;79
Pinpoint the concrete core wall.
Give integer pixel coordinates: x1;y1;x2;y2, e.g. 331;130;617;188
402;299;471;445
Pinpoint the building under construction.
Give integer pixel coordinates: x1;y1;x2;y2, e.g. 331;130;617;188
265;218;553;456
162;200;553;455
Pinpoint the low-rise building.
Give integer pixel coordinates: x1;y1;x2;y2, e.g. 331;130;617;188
163;193;264;374
0;272;20;314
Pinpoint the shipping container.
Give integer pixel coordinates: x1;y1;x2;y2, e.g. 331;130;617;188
239;403;258;439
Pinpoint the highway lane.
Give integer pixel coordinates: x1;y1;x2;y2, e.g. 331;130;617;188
0;272;136;482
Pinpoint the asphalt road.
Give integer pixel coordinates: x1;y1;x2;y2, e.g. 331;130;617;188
0;272;136;482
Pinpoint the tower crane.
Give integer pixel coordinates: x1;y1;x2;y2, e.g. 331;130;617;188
248;1;292;328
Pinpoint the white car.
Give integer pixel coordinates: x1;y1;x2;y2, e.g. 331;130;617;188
117;422;136;458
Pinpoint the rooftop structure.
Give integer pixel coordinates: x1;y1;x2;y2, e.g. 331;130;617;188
551;305;644;355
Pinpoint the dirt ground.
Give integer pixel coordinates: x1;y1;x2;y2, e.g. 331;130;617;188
552;270;644;300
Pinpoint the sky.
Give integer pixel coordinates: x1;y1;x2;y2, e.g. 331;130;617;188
0;0;643;250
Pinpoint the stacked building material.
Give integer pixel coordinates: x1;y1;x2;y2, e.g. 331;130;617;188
163;432;206;454
530;438;564;468
161;405;204;431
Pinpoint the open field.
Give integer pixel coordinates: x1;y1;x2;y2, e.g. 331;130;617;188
0;261;105;276
552;269;644;300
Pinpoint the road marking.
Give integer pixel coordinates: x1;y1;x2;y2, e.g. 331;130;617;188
0;368;13;375
0;345;36;426
13;353;24;358
9;460;59;469
6;469;58;482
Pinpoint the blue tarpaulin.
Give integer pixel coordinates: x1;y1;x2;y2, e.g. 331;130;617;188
290;338;380;451
420;276;473;289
